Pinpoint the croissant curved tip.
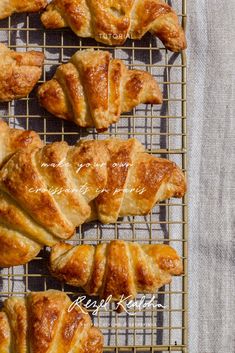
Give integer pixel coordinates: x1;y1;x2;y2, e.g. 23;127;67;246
0;234;41;268
144;243;183;275
163;27;187;53
170;164;187;198
85;327;104;353
165;37;187;53
0;45;44;102
50;242;73;262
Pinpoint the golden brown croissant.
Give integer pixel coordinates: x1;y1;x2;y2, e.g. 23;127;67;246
41;0;186;52
0;44;44;102
0;0;47;20
0;122;186;267
0;119;43;166
0;290;103;353
50;240;183;301
38;49;162;131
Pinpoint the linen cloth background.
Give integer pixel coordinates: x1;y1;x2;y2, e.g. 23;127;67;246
187;0;235;352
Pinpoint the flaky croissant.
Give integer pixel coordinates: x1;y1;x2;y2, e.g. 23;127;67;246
50;240;183;301
0;44;44;102
41;0;186;52
0;121;186;267
0;290;103;353
0;0;47;20
0;119;43;166
38;49;162;131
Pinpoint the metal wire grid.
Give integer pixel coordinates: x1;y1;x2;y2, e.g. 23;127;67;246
0;1;187;352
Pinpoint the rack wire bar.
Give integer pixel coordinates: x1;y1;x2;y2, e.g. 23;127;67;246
0;1;187;352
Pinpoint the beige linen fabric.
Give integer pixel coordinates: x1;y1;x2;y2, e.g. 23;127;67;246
188;0;235;352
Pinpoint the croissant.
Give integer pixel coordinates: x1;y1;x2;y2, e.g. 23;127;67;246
0;44;44;102
0;0;47;20
50;240;183;301
0;290;103;353
38;49;163;131
0;122;186;267
41;0;186;52
0;119;43;166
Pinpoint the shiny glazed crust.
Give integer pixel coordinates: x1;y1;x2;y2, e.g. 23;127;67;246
50;240;183;300
0;119;43;166
0;122;186;267
38;49;163;131
0;44;44;102
0;0;47;20
0;290;103;353
41;0;186;51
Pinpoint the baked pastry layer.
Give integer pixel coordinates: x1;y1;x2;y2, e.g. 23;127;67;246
0;44;44;102
38;49;162;131
0;290;103;353
41;0;186;51
0;0;47;20
50;239;183;301
0;121;186;267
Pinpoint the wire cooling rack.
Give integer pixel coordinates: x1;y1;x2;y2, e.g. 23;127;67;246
0;1;187;352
